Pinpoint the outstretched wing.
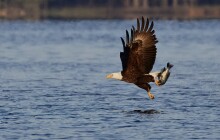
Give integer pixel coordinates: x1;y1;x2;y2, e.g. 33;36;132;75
120;17;158;82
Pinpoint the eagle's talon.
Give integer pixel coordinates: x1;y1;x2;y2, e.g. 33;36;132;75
148;92;155;100
155;80;161;86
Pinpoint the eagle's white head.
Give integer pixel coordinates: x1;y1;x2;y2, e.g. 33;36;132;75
106;72;123;80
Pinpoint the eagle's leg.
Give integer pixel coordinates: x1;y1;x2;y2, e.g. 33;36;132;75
147;87;155;100
136;83;155;100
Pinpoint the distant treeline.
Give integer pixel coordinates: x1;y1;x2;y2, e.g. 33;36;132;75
0;0;220;20
46;0;220;7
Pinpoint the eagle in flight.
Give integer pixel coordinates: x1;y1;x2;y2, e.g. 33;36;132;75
106;17;173;100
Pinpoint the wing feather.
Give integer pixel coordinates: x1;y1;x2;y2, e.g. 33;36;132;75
137;18;140;32
126;30;129;44
141;17;145;31
130;29;134;43
144;18;149;32
147;21;154;33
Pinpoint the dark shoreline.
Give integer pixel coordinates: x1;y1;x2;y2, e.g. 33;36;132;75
0;2;220;20
0;17;219;21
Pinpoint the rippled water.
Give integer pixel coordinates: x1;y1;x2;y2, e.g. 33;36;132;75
0;19;219;139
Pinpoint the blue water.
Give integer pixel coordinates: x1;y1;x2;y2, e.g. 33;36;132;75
0;19;219;139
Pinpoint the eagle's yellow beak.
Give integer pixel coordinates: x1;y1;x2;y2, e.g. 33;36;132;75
106;73;113;79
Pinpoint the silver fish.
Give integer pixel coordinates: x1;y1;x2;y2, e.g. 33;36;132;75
156;63;173;86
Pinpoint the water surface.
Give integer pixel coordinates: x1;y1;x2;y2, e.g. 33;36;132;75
0;19;220;139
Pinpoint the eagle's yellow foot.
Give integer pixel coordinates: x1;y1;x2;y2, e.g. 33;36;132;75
148;92;155;100
155;79;161;86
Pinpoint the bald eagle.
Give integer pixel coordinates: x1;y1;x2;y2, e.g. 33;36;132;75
106;17;173;100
